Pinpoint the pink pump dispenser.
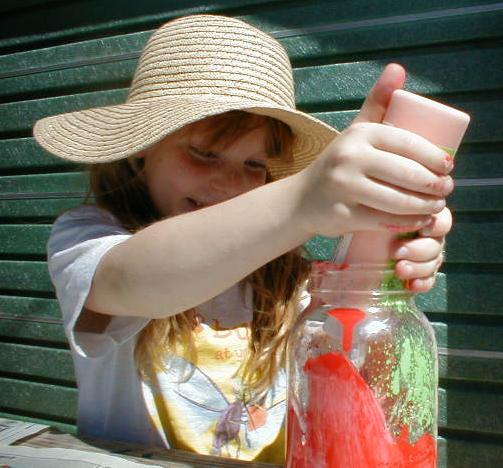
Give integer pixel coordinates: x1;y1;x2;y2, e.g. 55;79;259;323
341;89;471;267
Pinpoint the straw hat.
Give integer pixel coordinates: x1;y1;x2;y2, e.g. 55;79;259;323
33;14;340;179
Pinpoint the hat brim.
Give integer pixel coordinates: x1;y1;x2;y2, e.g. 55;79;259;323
33;96;340;179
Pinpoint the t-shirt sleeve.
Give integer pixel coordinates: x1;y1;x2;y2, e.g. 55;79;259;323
47;205;150;358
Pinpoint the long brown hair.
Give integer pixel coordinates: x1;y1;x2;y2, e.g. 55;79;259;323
86;111;311;398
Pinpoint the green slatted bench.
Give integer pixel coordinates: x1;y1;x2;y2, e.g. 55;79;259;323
1;1;502;466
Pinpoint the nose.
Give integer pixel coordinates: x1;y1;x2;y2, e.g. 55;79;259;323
208;164;250;198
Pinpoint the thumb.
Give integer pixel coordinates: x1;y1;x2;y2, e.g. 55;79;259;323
352;63;407;125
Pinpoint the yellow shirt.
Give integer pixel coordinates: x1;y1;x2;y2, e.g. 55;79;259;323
141;322;286;463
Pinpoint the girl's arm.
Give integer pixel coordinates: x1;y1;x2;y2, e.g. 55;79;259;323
85;174;310;319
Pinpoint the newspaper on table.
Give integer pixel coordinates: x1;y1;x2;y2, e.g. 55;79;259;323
0;419;172;467
0;418;50;445
0;445;165;468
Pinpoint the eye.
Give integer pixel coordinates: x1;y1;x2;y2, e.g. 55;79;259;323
246;159;267;171
189;145;218;160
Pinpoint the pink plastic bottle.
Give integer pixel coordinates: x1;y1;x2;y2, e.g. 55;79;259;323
343;89;471;267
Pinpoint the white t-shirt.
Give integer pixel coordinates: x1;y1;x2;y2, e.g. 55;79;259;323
47;204;310;458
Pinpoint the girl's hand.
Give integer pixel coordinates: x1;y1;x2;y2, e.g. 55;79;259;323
392;206;452;292
292;63;453;239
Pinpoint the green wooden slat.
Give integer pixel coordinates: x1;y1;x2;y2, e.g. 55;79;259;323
280;10;503;64
2;4;501;78
0;138;78;171
0;0;288;52
439;352;503;385
0;318;66;344
2;375;500;435
0;261;53;293
417;271;503;316
0;172;88;194
0;295;60;319
0;187;498;217
438;435;503;468
0;376;77;420
0;225;51;256
0;197;85;220
448;185;503;212
431;320;503;353
2;219;503;263
2;27;502;102
1;263;503;316
0;411;76;435
2;340;501;386
0;342;74;384
438;386;503;435
0;48;497;133
295;47;503;108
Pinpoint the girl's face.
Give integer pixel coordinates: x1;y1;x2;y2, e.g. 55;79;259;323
137;120;271;218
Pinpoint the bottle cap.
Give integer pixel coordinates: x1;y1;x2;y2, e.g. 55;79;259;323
382;89;471;151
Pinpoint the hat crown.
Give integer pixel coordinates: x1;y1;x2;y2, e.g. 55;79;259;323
127;15;295;108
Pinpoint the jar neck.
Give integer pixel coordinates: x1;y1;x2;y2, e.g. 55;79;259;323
307;262;414;310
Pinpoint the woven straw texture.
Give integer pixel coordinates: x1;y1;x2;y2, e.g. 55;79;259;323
33;14;340;179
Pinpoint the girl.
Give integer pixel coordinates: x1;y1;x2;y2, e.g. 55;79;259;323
34;15;452;463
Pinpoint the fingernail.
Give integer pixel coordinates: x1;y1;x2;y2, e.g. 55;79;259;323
402;263;413;276
434;200;446;211
444;153;454;172
395;246;408;258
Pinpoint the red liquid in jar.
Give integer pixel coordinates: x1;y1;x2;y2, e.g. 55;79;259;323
287;308;436;467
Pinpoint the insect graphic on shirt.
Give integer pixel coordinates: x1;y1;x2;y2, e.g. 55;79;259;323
149;354;286;458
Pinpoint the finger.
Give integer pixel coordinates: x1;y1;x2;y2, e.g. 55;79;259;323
419;207;453;237
406;275;436;293
392;237;443;262
395;256;442;280
346;205;433;233
354;176;446;215
365;148;454;198
366;123;453;176
352;63;407;125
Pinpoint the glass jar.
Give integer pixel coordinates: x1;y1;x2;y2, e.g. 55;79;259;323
286;262;438;468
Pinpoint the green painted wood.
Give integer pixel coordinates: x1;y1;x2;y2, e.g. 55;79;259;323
1;339;501;387
0;198;85;220
439;352;503;385
1;262;503;316
437;435;503;468
0;51;496;135
1;374;500;436
0;376;77;420
0;261;53;293
0;172;88;195
0;411;76;434
431;319;503;353
0;342;74;384
2;219;503;263
0;295;60;319
0;319;66;344
0;0;493;53
2;25;502;103
438;386;503;435
0;225;51;256
417;271;503;316
3;3;501;79
0;138;78;171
